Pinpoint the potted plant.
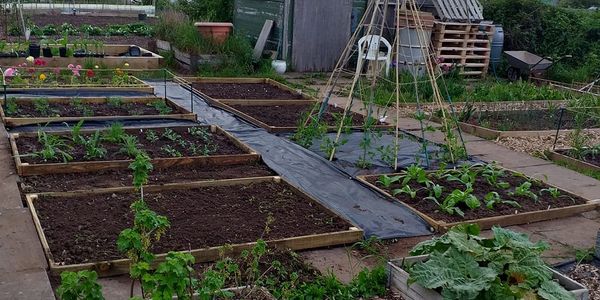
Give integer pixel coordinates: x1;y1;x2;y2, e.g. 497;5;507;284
28;42;41;58
388;224;589;300
59;34;68;57
41;39;53;57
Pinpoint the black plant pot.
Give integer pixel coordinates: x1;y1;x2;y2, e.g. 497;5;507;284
138;13;147;20
29;44;41;58
42;47;53;57
59;47;67;57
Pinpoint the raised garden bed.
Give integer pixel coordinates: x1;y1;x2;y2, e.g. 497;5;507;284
388;255;589;300
0;96;195;127
446;109;600;139
19;160;275;193
0;44;161;69
26;176;362;276
10;125;259;176
176;77;315;104
216;101;391;133
546;148;600;173
4;74;153;94
357;164;600;232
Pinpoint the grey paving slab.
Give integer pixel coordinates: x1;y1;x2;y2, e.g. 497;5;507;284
0;269;54;300
0;208;48;273
0;124;22;209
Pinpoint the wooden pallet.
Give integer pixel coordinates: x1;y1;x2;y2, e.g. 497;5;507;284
25;176;363;277
432;21;495;77
9;125;260;176
0;96;196;127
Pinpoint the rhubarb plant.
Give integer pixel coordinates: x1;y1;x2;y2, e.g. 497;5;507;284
408;224;575;300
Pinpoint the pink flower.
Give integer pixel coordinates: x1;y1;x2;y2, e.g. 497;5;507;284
53;67;60;75
67;64;74;69
3;68;15;77
34;58;47;66
72;69;80;77
20;63;27;67
76;65;81;69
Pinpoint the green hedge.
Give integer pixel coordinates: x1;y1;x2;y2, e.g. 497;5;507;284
482;0;599;82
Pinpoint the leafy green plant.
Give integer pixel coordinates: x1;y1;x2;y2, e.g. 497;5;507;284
32;130;73;162
400;164;433;187
145;129;159;142
442;164;479;188
4;97;19;116
102;122;125;143
481;163;510;189
392;185;418;199
484;191;521;209
189;143;217;156
161;145;182;157
56;270;104;300
376;174;401;188
510;181;539;202
425;184;444;202
161;128;181;142
188;126;212;142
82;131;107;160
33;97;51;116
119;134;141;158
129;152;153;191
106;97;123;108
352;236;384;256
148;100;173;115
540;187;561;199
434;187;480;217
408;224;575;300
69;120;85;144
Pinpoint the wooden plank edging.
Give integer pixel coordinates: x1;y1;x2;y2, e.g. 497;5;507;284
25;176;364;277
545;149;600;173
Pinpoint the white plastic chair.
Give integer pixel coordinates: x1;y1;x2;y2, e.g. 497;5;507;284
358;35;392;76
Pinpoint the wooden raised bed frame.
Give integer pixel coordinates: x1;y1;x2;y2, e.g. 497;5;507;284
25;176;363;277
0;44;162;69
0;96;196;127
175;76;316;105
388;255;589;300
428;114;600;140
4;75;154;94
10;125;259;176
545;149;600;173
356;169;600;232
199;100;393;133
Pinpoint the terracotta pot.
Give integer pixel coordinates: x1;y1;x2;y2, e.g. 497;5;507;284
194;22;233;44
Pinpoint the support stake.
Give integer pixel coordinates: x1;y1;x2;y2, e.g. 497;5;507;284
553;107;565;151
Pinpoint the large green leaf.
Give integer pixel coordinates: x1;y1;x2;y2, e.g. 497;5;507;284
410;248;498;300
537;280;576;300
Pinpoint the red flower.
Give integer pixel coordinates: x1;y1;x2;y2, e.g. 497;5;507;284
86;69;95;78
28;67;35;74
33;58;47;66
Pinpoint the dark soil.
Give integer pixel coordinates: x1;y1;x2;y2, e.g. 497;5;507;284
365;167;587;223
566;262;600;300
193;83;307;100
556;149;600;167
20;161;275;193
17;126;246;164
230;104;378;127
34;181;351;265
465;109;599;131
6;100;179;118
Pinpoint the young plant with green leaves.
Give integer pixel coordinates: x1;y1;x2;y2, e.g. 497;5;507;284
188;126;212;142
82;130;107;160
119;134;141;158
400;164;433;187
376;174;401;188
32;130;73;162
107;96;123;108
510;181;539;202
481;163;510;189
392;185;418;199
145;129;159;142
149;100;173;115
103;122;126;143
161;145;182;157
56;270;104;300
433;187;480;217
484;191;521;209
407;224;575;300
540;187;561;199
4;97;19;116
161;128;181;142
33;97;51;116
441;164;479;188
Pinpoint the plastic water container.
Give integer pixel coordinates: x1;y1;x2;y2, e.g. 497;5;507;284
490;24;504;68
